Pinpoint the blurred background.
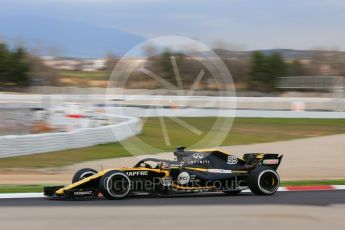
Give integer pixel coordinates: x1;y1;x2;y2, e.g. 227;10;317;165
1;1;345;229
0;0;344;195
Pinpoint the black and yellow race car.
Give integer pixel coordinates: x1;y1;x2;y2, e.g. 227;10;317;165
44;147;283;200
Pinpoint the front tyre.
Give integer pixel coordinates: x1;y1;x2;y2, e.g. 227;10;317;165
99;170;131;200
72;168;98;183
248;167;280;195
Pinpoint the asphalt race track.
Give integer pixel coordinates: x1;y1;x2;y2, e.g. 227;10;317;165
1;190;345;230
0;190;344;206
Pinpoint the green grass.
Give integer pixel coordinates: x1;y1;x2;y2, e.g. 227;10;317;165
1;179;345;193
60;70;108;80
0;117;344;168
0;185;45;193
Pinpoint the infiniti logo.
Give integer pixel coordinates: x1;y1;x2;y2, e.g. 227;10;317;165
193;153;204;159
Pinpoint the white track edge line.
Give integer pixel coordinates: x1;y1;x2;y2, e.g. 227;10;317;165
0;193;44;199
332;185;345;190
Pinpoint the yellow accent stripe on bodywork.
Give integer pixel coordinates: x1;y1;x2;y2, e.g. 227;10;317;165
256;153;265;158
56;170;109;195
184;167;208;172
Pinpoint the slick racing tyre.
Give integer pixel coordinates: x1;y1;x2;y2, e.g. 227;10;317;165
99;170;131;200
248;167;280;195
72;168;98;183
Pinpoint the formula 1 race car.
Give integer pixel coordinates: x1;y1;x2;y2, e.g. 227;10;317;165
44;147;283;200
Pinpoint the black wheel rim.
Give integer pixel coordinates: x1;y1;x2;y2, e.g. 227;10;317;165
259;171;279;193
107;174;130;198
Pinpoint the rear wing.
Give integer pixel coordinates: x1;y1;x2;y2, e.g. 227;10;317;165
243;153;283;169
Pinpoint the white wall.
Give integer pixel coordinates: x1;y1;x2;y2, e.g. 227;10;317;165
0;116;142;158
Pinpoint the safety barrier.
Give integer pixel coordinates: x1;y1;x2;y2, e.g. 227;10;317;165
0;94;344;111
0;115;142;158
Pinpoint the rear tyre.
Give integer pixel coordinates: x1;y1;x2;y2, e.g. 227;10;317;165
248;167;280;195
99;170;131;200
72;168;98;183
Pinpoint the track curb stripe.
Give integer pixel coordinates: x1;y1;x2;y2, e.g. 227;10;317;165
285;185;334;191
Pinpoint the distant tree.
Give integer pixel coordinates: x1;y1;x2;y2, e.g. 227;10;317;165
142;43;157;57
104;54;119;73
288;59;305;76
0;44;31;87
10;48;30;86
267;53;287;90
305;50;324;76
159;51;176;84
249;51;268;91
154;50;214;88
149;50;187;87
131;50;214;89
248;51;287;92
26;54;59;86
223;58;250;89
